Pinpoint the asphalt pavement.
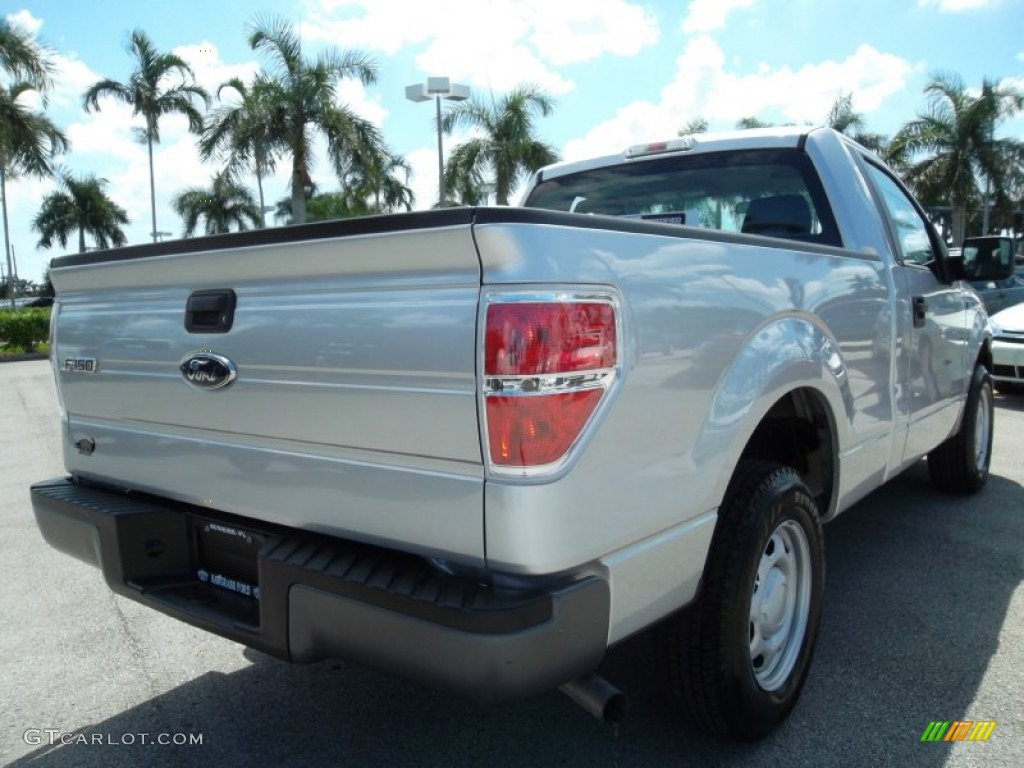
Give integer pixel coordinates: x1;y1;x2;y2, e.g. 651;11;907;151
1;359;1021;767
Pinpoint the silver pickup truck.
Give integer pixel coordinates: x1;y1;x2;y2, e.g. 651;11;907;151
30;127;1014;741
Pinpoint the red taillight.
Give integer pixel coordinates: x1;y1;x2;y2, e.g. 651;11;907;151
486;390;603;466
485;303;616;376
483;299;617;471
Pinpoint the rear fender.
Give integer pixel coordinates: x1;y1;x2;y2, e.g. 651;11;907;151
695;315;848;516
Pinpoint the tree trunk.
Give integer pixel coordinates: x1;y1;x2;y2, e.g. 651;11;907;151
147;133;158;242
78;226;86;253
496;166;510;206
291;169;305;224
951;204;967;247
1;168;15;310
291;143;306;225
256;165;266;229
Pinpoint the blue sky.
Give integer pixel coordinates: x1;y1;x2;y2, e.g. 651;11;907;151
3;0;1023;283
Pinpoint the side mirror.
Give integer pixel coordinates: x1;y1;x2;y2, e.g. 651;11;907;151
960;236;1016;281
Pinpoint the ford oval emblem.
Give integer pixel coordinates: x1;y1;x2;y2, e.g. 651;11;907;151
179;352;237;390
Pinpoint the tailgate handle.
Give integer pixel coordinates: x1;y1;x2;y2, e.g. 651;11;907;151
185;289;236;333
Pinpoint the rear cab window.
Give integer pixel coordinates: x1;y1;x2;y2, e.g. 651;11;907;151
523;148;843;248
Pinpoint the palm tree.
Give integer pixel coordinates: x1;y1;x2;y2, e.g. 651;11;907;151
1;82;69;308
172;172;261;237
343;150;414;214
678;117;709;135
199;76;279;228
736;116;775;129
246;15;382;224
893;72;1024;244
824;92;899;168
274;190;359;224
826;93;865;135
2;18;65;308
441;84;559;206
82;29;209;243
33;170;129;253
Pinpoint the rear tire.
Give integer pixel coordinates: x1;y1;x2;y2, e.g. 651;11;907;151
657;461;825;741
928;365;993;493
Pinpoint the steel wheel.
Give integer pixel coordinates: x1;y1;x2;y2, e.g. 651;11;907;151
973;382;992;473
748;520;812;691
929;364;993;494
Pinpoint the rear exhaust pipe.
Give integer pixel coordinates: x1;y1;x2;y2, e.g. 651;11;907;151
559;673;627;725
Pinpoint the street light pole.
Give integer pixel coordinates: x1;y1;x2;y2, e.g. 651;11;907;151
434;94;444;208
405;77;470;207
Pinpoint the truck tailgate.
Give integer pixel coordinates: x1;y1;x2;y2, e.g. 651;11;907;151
49;212;485;563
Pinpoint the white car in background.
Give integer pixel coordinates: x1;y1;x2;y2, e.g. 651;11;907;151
990;302;1024;392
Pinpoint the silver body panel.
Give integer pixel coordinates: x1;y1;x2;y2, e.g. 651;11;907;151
51;225;487;563
48;128;987;644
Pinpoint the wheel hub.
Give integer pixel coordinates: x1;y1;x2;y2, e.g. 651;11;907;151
758;569;788;633
749;519;812;691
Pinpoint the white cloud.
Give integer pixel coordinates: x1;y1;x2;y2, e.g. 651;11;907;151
173;43;259;100
4;9;43;35
48;53;103;110
699;43;916;124
682;0;755;34
527;1;659;65
917;0;996;10
300;0;657;95
415;41;575;96
563;38;917;161
334;78;389;127
65;104;143;162
301;0;463;56
407;146;440;210
562;99;673;162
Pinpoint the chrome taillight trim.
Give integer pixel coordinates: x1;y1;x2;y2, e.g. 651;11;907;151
483;368;615;396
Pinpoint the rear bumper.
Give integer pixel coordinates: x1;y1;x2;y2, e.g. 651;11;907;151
30;477;610;699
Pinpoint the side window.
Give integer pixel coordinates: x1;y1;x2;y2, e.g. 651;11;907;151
863;163;935;266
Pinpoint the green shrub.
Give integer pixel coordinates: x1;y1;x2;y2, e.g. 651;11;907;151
0;308;51;352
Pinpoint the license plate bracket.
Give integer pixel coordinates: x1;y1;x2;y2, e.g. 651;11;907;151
192;517;265;601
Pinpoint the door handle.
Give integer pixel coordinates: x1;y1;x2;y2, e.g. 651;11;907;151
185;289;236;333
912;296;927;328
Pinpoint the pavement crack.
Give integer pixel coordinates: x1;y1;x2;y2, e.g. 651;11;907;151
107;591;165;712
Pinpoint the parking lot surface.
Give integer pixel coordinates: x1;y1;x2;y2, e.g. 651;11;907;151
2;359;1021;767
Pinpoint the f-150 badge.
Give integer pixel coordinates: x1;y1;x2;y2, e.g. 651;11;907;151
180;351;236;390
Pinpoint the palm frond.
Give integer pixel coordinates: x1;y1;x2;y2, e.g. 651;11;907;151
0;19;58;92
